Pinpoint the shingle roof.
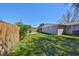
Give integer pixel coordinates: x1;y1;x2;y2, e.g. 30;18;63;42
42;24;58;28
61;21;79;25
42;21;79;28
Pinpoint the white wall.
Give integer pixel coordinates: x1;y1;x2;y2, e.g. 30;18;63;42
65;25;79;34
57;29;64;35
42;25;57;34
65;26;73;34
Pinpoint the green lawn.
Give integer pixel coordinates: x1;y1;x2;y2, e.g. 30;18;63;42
9;33;79;56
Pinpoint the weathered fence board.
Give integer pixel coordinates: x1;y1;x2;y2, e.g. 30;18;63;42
0;21;19;55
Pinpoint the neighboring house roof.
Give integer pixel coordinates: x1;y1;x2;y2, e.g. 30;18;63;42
61;21;79;25
41;24;58;28
42;21;79;28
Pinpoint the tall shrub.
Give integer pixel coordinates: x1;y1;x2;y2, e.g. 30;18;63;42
16;22;31;40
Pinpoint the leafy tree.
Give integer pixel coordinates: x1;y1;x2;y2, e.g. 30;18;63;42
37;23;44;32
16;22;31;40
38;23;44;28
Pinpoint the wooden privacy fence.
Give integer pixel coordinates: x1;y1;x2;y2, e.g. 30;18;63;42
0;21;19;55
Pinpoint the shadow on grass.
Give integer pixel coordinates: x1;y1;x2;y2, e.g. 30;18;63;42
9;35;79;56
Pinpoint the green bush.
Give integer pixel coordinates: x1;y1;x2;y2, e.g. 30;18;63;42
16;22;31;40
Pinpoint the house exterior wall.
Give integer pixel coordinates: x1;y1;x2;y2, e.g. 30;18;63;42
57;25;65;35
65;26;72;34
57;29;64;35
41;24;79;35
42;25;57;34
65;25;79;34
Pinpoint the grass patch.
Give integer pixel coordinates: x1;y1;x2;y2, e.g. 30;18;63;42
9;33;79;56
59;35;79;40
